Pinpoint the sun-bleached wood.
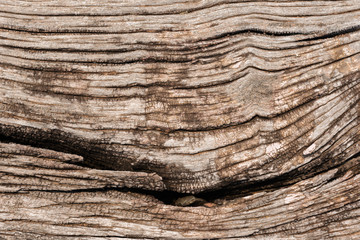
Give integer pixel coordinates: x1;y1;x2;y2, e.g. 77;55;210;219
0;0;359;239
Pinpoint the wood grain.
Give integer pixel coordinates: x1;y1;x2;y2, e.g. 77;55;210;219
0;0;360;238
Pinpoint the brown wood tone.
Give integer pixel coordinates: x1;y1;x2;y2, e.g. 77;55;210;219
0;0;359;239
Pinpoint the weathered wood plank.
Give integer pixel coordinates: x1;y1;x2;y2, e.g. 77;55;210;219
0;0;359;238
1;0;359;193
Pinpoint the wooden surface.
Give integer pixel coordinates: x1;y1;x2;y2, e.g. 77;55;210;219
0;0;360;239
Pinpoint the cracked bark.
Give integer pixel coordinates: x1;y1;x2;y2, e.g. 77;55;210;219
1;0;360;239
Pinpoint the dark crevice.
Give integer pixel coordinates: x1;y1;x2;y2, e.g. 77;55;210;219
197;150;360;204
0;26;177;34
7;149;359;207
0;120;358;207
0;124;133;171
0;52;194;64
298;24;360;42
0;37;318;54
1;136;359;207
0;25;304;37
4;23;359;46
2;123;359;207
206;28;303;42
18;187;192;207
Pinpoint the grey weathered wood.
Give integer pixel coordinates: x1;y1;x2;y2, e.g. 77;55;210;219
0;0;360;239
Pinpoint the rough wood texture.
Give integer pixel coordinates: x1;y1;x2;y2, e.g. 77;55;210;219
0;0;360;239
